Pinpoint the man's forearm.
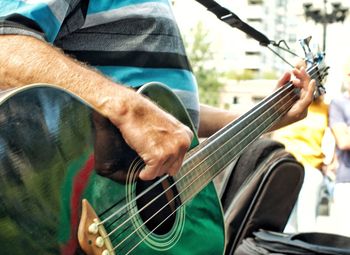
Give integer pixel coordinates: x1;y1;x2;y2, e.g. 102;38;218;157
0;34;136;122
0;34;194;180
198;104;240;138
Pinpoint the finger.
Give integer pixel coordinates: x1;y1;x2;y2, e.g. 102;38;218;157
162;155;182;177
139;164;161;181
294;58;306;69
292;67;309;88
164;127;193;177
138;123;192;181
138;155;164;180
303;79;316;105
139;140;190;181
286;78;315;123
158;137;190;177
139;153;181;180
276;71;291;88
292;66;308;80
292;79;316;117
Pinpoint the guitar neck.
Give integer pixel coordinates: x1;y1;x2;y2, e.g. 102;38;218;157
175;82;297;202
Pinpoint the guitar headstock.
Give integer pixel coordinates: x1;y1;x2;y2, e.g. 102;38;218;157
299;36;329;99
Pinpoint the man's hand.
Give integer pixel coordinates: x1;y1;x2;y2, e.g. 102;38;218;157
272;63;316;130
104;89;194;181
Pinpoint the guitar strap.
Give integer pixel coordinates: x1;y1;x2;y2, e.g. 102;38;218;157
193;0;303;68
194;0;271;46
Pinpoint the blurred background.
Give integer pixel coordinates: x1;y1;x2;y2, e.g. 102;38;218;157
172;0;349;109
172;0;350;236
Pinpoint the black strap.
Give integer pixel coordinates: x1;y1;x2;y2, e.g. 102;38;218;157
195;0;271;46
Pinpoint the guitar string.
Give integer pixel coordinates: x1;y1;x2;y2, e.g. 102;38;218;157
94;163;145;244
99;65;328;253
111;224;133;245
105;209;129;230
99;157;148;224
120;63;327;251
119;90;301;255
111;66;327;253
98;197;128;220
97;150;145;221
102;71;297;238
98;65;326;251
119;73;327;255
109;159;150;244
117;68;330;254
184;63;328;151
109;85;296;251
119;98;298;255
97;64;325;232
99;64;325;228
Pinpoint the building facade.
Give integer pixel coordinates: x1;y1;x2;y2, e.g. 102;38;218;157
172;0;350;109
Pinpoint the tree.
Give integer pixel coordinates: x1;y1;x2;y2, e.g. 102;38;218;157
185;22;224;106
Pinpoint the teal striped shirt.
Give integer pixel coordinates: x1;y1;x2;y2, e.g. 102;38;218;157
0;0;200;128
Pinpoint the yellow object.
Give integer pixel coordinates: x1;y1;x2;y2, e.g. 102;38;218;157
273;99;328;169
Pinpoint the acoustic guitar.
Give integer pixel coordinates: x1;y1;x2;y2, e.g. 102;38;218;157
0;41;327;255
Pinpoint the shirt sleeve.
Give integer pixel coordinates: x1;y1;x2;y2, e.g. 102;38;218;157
0;0;72;43
329;98;346;127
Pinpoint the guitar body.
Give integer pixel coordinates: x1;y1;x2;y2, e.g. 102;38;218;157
0;83;225;255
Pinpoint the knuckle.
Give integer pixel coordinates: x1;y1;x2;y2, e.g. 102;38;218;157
301;110;308;119
141;169;157;180
168;162;181;176
147;171;158;180
167;168;176;176
178;138;190;152
152;153;164;163
295;109;308;121
145;152;164;168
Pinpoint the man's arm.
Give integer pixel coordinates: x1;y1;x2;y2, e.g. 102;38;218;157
198;104;239;138
0;34;193;180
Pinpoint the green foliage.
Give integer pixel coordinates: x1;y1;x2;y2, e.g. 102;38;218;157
225;69;256;81
261;70;278;79
185;22;224;107
225;69;278;81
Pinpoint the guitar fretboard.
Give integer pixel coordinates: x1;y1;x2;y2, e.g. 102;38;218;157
175;83;297;202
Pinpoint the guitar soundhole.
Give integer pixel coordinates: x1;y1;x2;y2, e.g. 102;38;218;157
136;177;181;235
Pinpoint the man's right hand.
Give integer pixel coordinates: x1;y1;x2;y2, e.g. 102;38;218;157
101;87;194;181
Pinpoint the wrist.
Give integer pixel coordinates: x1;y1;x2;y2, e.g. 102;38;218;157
92;82;149;128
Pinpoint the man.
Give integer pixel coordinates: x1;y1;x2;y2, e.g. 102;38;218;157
0;0;315;253
0;0;314;180
329;72;350;237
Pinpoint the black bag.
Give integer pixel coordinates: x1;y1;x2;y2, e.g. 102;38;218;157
234;229;350;255
221;138;305;255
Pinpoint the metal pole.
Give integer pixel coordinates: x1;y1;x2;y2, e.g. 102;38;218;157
322;0;327;52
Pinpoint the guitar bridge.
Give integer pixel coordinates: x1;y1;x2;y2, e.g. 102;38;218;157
78;199;115;255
